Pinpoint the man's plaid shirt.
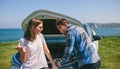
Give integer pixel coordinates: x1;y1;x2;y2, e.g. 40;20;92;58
61;24;100;68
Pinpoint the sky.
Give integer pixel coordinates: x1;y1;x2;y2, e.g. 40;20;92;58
0;0;120;28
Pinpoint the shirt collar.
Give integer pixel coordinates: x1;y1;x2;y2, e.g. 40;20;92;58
67;24;73;31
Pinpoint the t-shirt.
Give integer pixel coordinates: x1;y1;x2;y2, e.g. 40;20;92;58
19;33;48;69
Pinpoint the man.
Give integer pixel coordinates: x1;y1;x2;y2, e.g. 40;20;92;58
56;18;100;69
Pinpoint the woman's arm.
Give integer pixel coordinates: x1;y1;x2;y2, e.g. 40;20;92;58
43;42;57;69
16;46;27;62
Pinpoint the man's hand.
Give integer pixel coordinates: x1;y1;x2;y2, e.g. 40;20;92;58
56;60;62;66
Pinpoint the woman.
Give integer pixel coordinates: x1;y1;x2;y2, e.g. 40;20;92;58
16;18;57;69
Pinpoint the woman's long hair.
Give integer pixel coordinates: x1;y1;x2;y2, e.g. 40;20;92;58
24;18;43;42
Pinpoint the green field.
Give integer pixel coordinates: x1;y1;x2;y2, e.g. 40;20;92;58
0;36;120;69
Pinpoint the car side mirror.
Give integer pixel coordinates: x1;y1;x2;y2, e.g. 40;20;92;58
93;35;102;41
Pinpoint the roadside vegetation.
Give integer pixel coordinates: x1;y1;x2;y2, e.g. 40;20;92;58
0;36;120;69
98;36;120;69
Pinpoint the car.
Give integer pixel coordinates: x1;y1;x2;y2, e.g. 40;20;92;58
11;9;101;69
83;23;101;52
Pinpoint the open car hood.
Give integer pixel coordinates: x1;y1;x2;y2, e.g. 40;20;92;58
22;9;82;32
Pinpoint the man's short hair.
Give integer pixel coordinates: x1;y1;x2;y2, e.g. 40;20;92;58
56;18;69;26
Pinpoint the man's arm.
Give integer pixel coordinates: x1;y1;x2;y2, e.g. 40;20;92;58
61;31;75;64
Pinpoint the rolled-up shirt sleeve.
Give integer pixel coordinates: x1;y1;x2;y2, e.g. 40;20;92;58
61;31;75;64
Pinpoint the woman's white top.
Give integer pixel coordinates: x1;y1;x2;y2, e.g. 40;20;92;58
19;33;48;69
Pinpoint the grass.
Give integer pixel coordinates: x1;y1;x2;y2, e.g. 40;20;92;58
98;36;120;69
0;36;120;69
0;41;18;69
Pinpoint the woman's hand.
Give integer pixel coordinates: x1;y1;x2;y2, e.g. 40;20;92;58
16;46;26;52
16;46;27;62
52;65;58;69
16;46;22;52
